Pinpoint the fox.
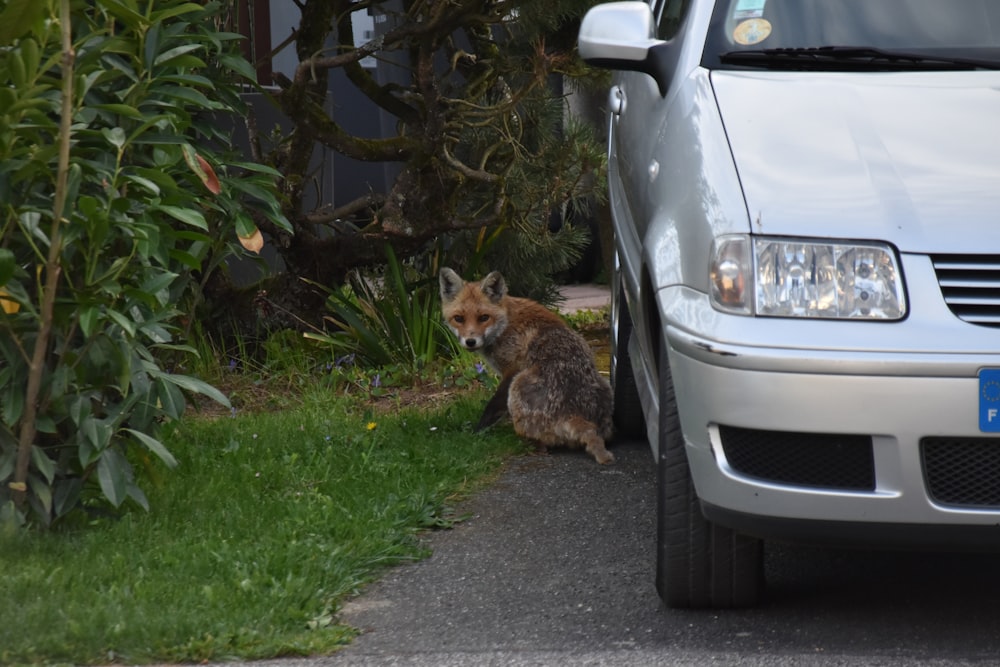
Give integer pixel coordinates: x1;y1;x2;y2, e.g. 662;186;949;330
439;267;615;464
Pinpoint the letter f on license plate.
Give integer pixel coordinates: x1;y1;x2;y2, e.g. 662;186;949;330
980;369;1000;432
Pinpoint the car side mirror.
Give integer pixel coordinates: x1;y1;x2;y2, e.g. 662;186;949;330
578;1;672;96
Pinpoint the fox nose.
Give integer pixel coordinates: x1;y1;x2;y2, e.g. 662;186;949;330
464;338;477;348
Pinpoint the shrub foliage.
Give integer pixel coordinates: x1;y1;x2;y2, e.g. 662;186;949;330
0;0;289;527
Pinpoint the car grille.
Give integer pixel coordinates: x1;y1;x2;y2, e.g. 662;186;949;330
718;426;876;491
922;437;1000;507
930;254;1000;327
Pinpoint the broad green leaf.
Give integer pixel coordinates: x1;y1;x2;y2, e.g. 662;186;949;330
126;482;150;511
124;428;177;468
69;395;92;427
30;446;55;485
53;478;82;518
93;103;146;120
0;249;14;286
155;372;230;408
229;160;284;178
27;474;52;519
219;53;258;83
34;414;56;434
106;308;136;336
0;447;14;481
154;45;204;68
148;2;204;24
154;377;186;419
0;0;46;52
102;127;126;150
157;205;207;230
2;383;24;425
79;305;100;337
139;270;178;298
168;249;202;270
122;173;161;195
101;0;147;30
19;38;39;81
7;46;27;89
97;448;127;508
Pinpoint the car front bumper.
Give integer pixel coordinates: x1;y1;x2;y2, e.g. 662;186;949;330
658;284;1000;544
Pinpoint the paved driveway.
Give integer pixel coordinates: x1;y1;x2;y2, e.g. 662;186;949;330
288;438;1000;667
331;438;660;665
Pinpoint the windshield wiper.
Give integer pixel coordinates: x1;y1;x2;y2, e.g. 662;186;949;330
720;46;1000;71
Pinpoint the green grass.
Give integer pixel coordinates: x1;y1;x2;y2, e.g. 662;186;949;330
0;388;525;665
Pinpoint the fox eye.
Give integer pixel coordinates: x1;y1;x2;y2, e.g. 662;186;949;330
453;315;465;324
477;314;490;323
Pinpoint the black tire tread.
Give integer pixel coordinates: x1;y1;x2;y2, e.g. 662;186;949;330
655;337;762;609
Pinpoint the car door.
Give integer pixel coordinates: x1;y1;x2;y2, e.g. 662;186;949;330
609;0;693;281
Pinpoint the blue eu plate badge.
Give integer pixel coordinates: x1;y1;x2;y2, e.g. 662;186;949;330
980;369;1000;432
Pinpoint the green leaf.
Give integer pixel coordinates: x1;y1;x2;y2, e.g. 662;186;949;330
27;474;52;519
93;103;146;120
30;446;55;485
2;383;24;425
155;372;230;408
153;44;203;67
156;205;207;230
0;249;14;286
122;173;161;195
0;0;46;47
102;127;127;150
234;210;256;238
97;448;127;508
106;308;136;336
219;53;258;83
79;305;100;338
69;395;92;428
126;482;150;511
148;2;204;23
124;428;177;468
53;478;82;518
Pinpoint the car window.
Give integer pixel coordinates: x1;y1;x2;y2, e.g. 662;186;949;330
657;0;692;40
703;0;1000;69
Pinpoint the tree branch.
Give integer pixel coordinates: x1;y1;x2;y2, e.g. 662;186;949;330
14;0;73;509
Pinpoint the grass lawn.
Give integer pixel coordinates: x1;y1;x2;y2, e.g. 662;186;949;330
0;385;526;665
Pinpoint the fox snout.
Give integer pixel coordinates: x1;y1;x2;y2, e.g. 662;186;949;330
461;335;484;350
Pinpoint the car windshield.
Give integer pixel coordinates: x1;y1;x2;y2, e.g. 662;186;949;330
704;0;1000;70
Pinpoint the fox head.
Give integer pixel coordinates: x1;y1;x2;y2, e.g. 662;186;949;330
439;267;509;351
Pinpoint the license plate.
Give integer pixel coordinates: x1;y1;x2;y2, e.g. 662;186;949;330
979;369;1000;432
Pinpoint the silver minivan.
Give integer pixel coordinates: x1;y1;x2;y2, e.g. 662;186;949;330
578;0;1000;608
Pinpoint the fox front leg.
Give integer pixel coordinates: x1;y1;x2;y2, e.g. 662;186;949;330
475;374;512;432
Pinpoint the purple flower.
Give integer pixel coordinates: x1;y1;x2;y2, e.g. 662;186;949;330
372;373;381;388
475;361;486;375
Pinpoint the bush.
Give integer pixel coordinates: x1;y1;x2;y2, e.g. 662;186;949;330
0;0;289;527
305;247;461;371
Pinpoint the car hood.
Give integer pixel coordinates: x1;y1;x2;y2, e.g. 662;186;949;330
712;70;1000;254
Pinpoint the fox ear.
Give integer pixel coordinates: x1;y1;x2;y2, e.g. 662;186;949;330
480;271;507;303
439;267;464;303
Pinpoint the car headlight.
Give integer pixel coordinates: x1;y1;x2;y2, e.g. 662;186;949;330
709;235;906;320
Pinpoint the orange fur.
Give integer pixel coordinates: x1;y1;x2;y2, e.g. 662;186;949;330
440;268;614;464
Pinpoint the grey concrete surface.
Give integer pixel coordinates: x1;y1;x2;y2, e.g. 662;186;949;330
332;441;657;665
557;284;610;314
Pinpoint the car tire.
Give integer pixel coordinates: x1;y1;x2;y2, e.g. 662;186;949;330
610;274;646;438
655;337;763;608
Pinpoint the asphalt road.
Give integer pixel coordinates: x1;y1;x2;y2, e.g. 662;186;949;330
257;438;1000;667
